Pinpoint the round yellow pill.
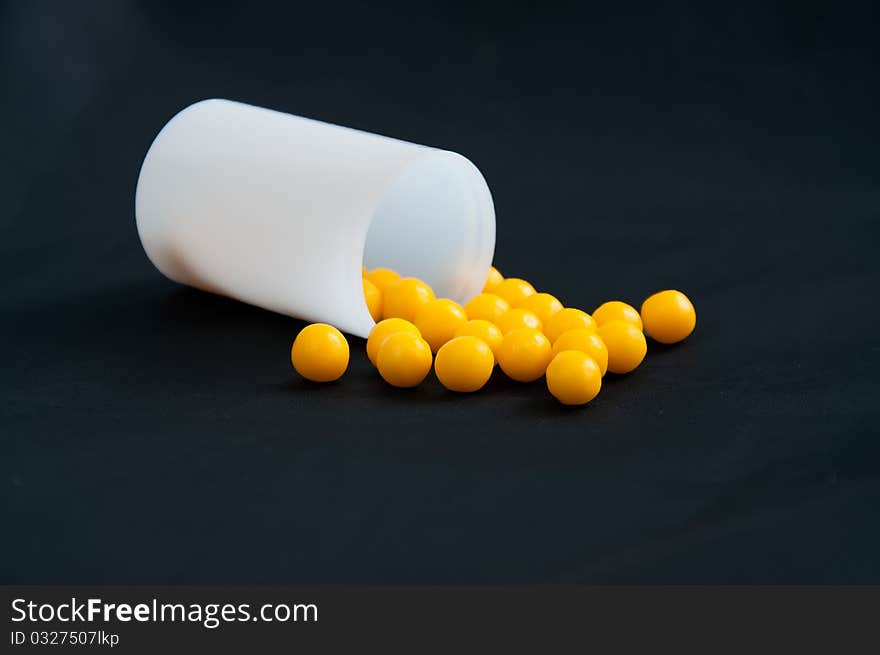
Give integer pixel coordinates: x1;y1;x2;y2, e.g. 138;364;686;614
640;289;696;344
291;323;349;382
414;298;468;352
382;277;435;321
464;293;510;323
375;331;433;388
454;319;503;357
366;318;420;365
551;329;609;376
496;328;552;382
483;266;504;293
434;336;495;392
546;350;602;405
363;278;383;322
592;300;643;330
496;307;543;334
493;277;536;307
545;308;597;343
364;267;401;294
598;320;647;374
520;292;563;327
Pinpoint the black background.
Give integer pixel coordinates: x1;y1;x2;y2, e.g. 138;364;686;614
2;1;879;583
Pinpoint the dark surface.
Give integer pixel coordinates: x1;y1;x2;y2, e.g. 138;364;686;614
2;1;879;583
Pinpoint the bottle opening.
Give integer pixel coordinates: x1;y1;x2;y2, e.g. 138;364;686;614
363;151;495;305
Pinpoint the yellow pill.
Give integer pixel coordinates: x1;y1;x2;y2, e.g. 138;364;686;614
496;307;543;334
291;323;349;382
640;289;696;344
496;328;552;382
366;318;420;365
551;329;609;376
545;308;597;343
546;350;602;405
493;277;536;307
363;278;383;322
598;320;647;374
376;331;433;388
434;336;495;392
454;319;503;357
483;266;504;293
414;298;468;352
592;300;643;330
520;292;563;326
464;293;510;323
383;277;435;321
364;267;401;294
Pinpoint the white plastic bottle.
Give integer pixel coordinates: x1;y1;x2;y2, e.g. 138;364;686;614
135;99;496;337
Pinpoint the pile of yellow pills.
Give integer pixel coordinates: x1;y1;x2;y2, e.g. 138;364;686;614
454;319;503;357
366;317;420;365
640;289;696;344
496;328;552;382
545;307;596;343
464;293;510;323
434;336;495;392
592;300;642;330
291;323;349;382
598;320;647;374
551;328;609;377
496;307;543;334
292;262;697;408
414;298;468;352
546;350;602;405
494;277;536;308
376;331;433;388
383;277;435;321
